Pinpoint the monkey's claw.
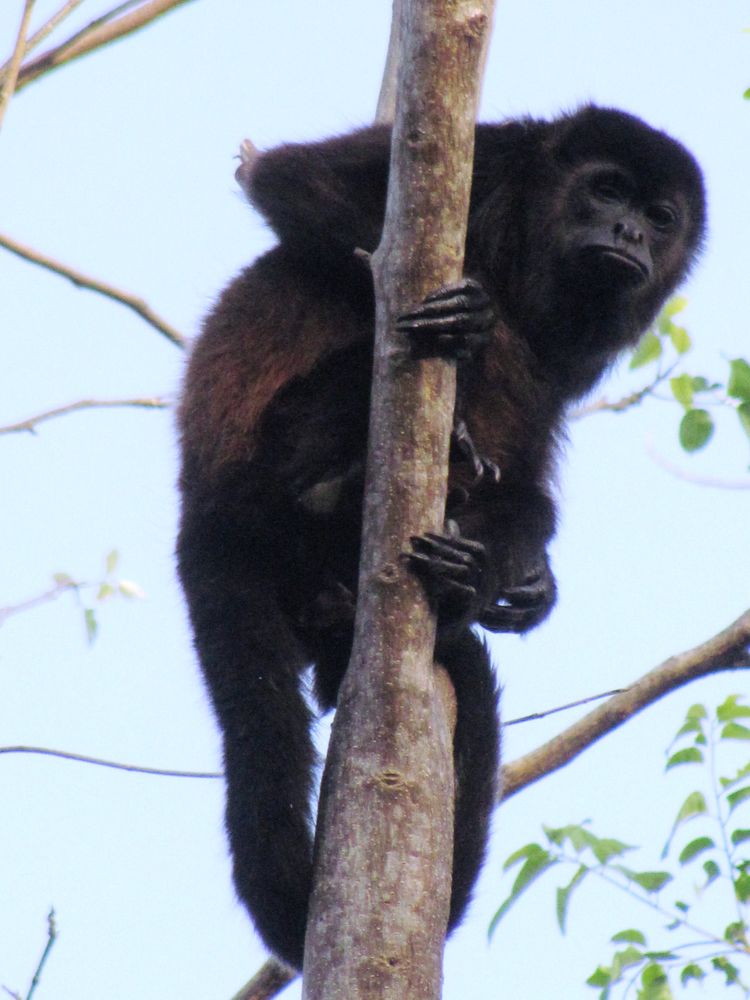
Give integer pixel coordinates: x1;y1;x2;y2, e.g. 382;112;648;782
451;418;502;489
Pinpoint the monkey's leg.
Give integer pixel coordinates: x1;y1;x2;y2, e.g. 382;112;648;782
177;517;314;970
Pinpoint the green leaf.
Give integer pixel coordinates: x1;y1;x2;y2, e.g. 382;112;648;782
97;582;115;601
612;929;647;945
678;409;714;452
53;572;74;586
669;373;694;408
674;790;708;825
721;722;750;741
678;836;714;865
738;402;750;442
615;866;672;892
717;695;750;722
703;859;720;886
734;870;750;903
721;761;750;789
543;824;632;862
690;376;711;393
668;325;691;355
84;608;98;645
490;844;556;935
680;964;704;985
727;358;750;402
665;748;703;770
660;296;688;321
556;864;587;932
731;828;750;846
105;549;119;575
638;962;671;1000
724;920;747;943
587;967;612;988
727;786;750;812
630;330;662;369
614;945;645;971
712;956;740;986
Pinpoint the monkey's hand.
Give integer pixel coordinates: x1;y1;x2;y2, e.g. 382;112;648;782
396;278;495;361
478;557;557;634
404;520;487;630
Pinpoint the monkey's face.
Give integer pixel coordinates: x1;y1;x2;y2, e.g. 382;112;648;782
559;160;687;296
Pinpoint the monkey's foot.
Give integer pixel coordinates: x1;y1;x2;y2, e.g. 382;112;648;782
478;562;557;634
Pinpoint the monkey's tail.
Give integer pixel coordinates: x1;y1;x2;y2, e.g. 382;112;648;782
438;629;500;930
177;521;314;970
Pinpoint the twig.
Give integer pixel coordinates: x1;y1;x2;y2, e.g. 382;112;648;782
0;0;36;129
0;579;80;625
500;605;750;801
0;745;221;779
644;435;750;490
15;0;197;91
0;230;185;348
0;0;86;82
25;910;57;1000
0;396;171;436
503;688;627;726
571;362;678;419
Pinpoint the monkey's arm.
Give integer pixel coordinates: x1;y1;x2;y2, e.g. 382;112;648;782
241;125;391;257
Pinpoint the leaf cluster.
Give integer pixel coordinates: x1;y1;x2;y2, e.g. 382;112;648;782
629;299;750;458
492;697;750;998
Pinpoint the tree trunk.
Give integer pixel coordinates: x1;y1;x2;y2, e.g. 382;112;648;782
302;1;495;997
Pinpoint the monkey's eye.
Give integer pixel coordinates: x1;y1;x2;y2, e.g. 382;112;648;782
646;203;678;230
590;173;630;203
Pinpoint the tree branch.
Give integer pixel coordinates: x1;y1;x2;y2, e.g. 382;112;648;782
0;0;35;129
0;745;221;779
500;605;750;801
13;0;198;92
0;230;185;347
0;396;171;436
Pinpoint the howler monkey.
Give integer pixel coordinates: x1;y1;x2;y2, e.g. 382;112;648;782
177;106;705;969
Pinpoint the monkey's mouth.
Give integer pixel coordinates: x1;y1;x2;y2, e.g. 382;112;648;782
592;246;650;284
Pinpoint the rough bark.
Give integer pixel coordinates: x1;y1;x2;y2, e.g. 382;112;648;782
302;1;494;997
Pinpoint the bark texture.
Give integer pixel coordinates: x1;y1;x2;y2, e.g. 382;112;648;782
302;2;494;997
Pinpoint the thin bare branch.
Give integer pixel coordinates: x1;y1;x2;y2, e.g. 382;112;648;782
0;579;80;625
500;606;750;801
644;436;750;489
229;962;295;1000
0;396;171;436
504;688;627;726
0;745;221;779
0;0;36;129
0;0;86;81
15;0;197;91
25;910;57;1000
0;230;186;347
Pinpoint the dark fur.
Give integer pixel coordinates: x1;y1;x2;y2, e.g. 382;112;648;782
177;106;705;968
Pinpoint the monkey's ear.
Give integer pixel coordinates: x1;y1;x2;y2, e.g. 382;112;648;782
235;138;260;193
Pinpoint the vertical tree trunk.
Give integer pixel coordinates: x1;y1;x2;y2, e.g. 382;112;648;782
302;2;495;997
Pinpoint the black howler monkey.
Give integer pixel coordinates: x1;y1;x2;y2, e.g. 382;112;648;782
177;106;705;969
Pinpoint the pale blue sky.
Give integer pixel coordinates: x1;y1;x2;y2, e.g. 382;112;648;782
0;2;748;998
